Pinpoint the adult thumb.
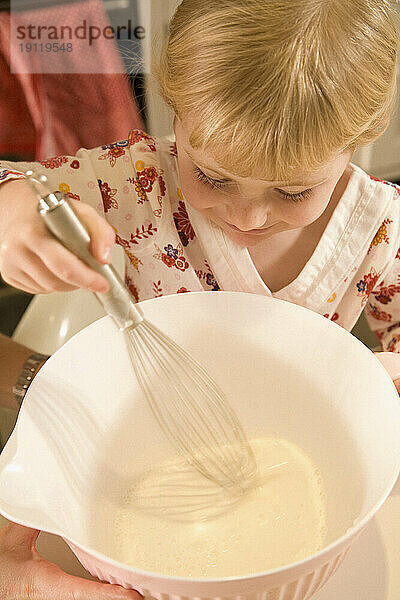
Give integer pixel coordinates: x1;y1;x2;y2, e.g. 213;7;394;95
2;522;142;600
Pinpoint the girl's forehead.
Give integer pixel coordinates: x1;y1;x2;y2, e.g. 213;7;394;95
174;115;350;187
183;144;347;188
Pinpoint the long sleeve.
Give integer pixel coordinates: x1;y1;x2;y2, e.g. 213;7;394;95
0;129;165;237
0;147;104;216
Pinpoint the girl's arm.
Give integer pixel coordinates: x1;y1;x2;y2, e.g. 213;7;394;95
365;258;400;354
0;143;124;294
365;197;400;391
0;131;162;296
375;351;400;394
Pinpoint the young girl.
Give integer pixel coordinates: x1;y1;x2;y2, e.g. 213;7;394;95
0;1;399;598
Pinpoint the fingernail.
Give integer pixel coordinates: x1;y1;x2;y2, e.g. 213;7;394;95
102;246;112;263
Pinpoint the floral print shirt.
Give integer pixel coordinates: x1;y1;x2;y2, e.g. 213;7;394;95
1;129;400;351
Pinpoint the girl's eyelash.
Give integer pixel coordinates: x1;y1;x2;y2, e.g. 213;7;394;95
194;166;229;189
278;189;312;203
194;166;312;202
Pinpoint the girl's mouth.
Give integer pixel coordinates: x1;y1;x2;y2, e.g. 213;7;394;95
224;222;274;234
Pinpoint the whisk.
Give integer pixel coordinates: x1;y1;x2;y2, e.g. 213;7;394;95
24;170;257;492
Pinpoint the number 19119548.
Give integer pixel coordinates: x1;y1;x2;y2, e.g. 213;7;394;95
18;42;73;53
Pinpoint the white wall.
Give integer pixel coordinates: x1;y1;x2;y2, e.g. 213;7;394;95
140;0;180;138
353;4;400;182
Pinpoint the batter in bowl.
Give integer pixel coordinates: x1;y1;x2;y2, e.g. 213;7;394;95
113;437;326;577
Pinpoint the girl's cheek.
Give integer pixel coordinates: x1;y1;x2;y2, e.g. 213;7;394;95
274;202;313;227
177;164;221;211
284;194;332;227
176;163;196;204
287;205;322;226
178;179;208;211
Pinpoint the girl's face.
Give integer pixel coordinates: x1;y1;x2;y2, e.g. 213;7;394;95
174;116;353;247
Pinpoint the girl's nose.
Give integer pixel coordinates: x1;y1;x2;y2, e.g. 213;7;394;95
225;204;268;231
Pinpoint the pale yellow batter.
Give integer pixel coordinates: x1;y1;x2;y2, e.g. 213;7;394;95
113;437;326;577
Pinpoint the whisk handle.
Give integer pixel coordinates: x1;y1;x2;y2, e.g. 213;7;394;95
37;189;143;331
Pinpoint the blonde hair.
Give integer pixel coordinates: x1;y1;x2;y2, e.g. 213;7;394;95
151;0;399;180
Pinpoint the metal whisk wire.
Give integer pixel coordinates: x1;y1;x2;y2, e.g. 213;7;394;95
125;319;257;488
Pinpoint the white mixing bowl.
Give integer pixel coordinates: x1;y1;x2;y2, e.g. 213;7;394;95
1;291;399;600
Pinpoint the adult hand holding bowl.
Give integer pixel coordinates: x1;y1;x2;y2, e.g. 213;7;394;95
0;521;141;600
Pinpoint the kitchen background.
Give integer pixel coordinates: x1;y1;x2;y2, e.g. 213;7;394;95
0;0;400;444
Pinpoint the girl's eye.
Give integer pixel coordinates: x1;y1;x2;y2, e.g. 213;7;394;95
194;166;229;190
194;165;312;202
278;189;312;203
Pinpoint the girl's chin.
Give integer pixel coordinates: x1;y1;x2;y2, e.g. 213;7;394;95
222;229;271;246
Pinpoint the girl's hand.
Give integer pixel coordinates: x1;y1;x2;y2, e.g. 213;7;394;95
0;179;115;294
0;522;141;600
375;351;400;394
